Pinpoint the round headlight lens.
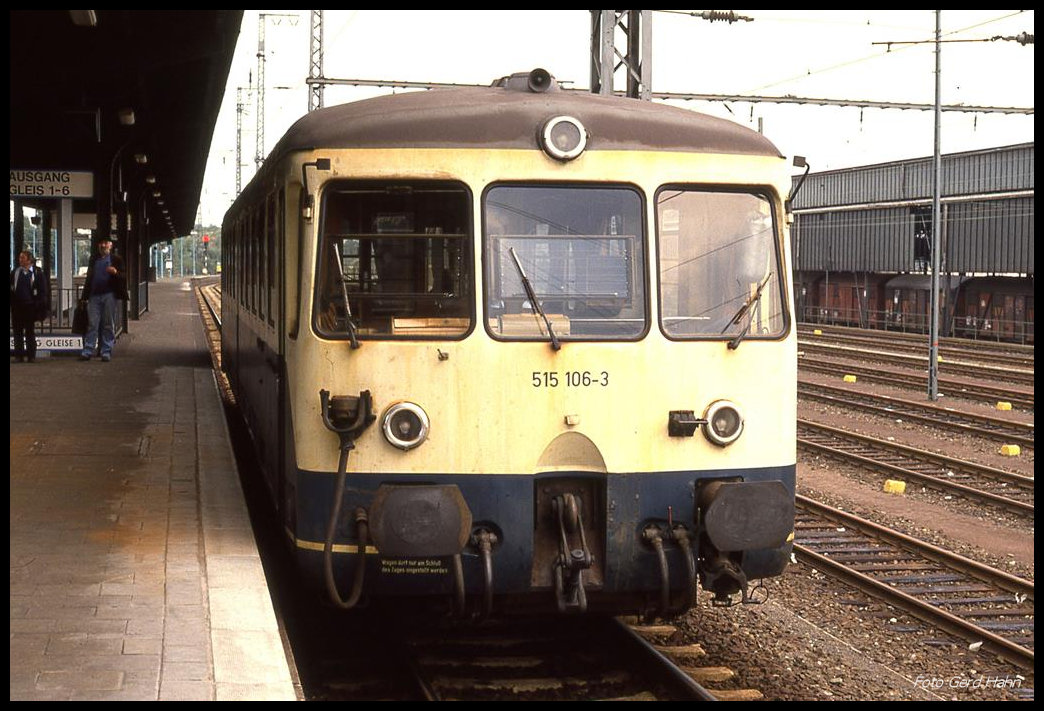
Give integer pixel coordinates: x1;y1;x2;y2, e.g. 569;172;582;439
381;402;430;450
702;400;744;447
541;116;587;161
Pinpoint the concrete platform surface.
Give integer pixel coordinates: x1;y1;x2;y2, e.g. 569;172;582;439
10;278;299;701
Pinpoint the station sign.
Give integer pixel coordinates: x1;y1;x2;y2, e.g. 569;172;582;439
10;335;83;352
10;169;94;199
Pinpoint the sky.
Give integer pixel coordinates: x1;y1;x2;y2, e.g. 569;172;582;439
197;10;1034;227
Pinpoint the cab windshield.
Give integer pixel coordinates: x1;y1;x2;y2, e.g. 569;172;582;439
484;184;646;341
656;188;786;340
314;181;472;339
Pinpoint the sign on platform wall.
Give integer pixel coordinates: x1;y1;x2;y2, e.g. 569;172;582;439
10;335;83;352
10;170;94;199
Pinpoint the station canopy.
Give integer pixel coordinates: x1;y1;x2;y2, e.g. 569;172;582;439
10;11;243;243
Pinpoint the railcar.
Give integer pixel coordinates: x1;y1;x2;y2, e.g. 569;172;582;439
801;271;1033;344
221;69;797;618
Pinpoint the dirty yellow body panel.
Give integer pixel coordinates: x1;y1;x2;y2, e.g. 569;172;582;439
283;148;795;477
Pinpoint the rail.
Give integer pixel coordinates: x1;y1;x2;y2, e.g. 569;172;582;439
798;327;1035;369
797;357;1035;411
797;419;1034;518
797;381;1034;449
799;307;1034;346
794;495;1034;671
398;615;719;701
798;340;1035;387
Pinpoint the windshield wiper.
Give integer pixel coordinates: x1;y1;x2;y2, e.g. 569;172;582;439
722;272;772;350
508;247;560;351
332;243;361;349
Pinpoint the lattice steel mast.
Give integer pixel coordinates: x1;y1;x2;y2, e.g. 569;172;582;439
309;10;325;112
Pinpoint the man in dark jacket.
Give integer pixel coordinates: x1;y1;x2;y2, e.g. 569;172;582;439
10;249;50;362
79;237;129;362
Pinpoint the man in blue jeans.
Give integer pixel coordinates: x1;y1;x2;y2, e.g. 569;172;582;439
10;249;51;363
79;237;129;362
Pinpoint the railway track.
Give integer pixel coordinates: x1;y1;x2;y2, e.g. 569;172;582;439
196;282;746;702
198;281;222;327
797;322;1034;352
195;281;233;403
798;381;1034;449
797;326;1035;369
798;356;1034;410
275;577;764;702
400;616;721;701
797;419;1034;518
303;612;767;701
794;495;1034;671
798;341;1035;387
293;604;766;702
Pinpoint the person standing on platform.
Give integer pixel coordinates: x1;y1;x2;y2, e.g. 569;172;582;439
10;249;50;363
79;237;128;362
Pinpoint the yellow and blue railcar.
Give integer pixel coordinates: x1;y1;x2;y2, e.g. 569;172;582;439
221;70;796;618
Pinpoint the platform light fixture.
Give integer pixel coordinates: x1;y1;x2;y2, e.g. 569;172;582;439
69;10;97;27
118;108;135;126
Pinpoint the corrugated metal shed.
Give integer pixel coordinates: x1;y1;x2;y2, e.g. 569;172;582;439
795;208;912;272
947;197;1034;274
791;143;1033;276
791;143;1033;208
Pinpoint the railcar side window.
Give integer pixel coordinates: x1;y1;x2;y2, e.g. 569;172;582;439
656;188;786;339
484;185;646;341
315;181;472;339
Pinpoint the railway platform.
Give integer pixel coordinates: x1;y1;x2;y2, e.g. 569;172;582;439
10;279;299;701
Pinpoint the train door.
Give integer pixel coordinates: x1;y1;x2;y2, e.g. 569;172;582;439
975;291;992;336
235;213;252;398
999;295;1015;340
1025;296;1033;344
279;185;307;532
274;187;294;529
226;219;242;393
898;289;911;330
258;192;282;499
914;289;928;332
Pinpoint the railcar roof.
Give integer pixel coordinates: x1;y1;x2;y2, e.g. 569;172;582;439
268;84;783;160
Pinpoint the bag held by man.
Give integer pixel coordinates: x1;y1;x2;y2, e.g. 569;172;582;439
72;301;88;335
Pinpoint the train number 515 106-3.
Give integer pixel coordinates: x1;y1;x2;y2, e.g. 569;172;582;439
532;371;609;388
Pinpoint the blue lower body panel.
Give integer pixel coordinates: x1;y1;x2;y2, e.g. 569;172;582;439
293;464;795;611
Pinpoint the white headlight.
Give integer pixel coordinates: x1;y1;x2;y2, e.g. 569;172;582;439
702;400;744;447
381;402;430;450
541;116;587;161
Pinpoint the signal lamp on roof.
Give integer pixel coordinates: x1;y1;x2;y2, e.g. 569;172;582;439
541;116;587;161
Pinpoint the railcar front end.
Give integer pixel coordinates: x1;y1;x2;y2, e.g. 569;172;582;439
228;71;797;618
